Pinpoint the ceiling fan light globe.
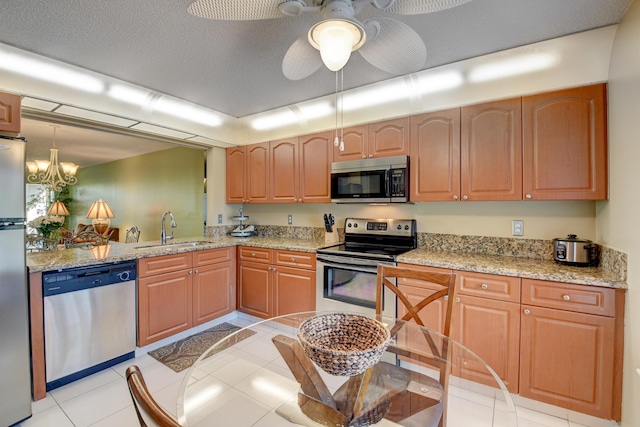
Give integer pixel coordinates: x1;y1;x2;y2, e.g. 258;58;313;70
309;19;365;71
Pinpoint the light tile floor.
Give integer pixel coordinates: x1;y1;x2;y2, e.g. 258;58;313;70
17;313;620;427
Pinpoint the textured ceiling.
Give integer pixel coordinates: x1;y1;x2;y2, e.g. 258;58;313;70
0;0;632;119
0;0;632;167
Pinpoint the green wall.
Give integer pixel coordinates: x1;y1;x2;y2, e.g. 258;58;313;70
69;147;205;242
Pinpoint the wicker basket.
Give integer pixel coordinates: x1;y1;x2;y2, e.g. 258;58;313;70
297;313;391;376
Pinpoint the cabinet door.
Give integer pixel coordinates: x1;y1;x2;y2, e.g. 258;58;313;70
299;131;332;203
397;282;447;334
333;125;368;161
461;98;522;201
454;295;520;393
522;84;608;200
270;137;299;203
226;146;246;203
273;266;316;316
193;260;236;325
138;270;192;346
237;261;272;318
0;92;21;133
410;108;461;201
368;117;410;158
520;305;615;419
246;142;270;203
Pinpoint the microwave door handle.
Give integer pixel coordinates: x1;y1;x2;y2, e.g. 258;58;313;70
385;169;391;197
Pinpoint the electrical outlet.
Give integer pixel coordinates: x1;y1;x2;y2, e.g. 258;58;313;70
217;214;222;224
288;214;293;225
512;220;524;236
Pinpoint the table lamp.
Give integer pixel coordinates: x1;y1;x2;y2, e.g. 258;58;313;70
86;199;115;235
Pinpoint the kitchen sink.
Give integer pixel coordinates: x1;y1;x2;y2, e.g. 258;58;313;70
134;240;209;250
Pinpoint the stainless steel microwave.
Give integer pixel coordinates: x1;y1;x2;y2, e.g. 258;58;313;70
331;155;409;203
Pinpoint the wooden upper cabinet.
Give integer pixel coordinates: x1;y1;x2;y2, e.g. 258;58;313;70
226;146;246;203
0;92;21;133
461;98;522;201
332;124;368;161
522;84;608;200
270;137;298;203
299;131;332;203
410;108;461;202
368;117;410;158
246;142;270;203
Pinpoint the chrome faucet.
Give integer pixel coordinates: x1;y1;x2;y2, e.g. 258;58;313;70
160;211;177;245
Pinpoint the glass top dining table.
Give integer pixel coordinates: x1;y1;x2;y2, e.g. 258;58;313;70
177;312;518;427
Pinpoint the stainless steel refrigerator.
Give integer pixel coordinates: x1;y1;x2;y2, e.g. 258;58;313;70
0;135;32;425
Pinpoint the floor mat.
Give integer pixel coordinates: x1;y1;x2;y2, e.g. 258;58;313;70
147;322;256;372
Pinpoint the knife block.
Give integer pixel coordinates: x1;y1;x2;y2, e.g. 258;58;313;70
325;229;340;245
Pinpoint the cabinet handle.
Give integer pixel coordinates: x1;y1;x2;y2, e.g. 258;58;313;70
195;269;198;274
251;253;256;257
481;284;488;290
291;257;296;262
368;154;373;158
525;194;532;199
563;294;571;301
462;195;468;200
189;270;193;275
444;296;460;302
524;309;531;315
362;155;367;159
453;195;458;200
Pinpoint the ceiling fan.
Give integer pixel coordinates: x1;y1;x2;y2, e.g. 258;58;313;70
187;0;472;80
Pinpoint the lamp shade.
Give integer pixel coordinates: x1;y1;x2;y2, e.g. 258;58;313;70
86;199;115;220
309;19;365;72
47;201;70;216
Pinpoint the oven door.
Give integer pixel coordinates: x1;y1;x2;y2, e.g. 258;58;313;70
316;255;396;318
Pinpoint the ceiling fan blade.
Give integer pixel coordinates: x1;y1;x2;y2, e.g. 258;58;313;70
282;35;323;80
358;18;426;75
187;0;284;20
382;0;472;15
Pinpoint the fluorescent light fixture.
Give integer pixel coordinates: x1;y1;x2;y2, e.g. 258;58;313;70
21;97;60;111
0;49;104;93
250;109;297;130
468;53;558;82
56;105;138;127
107;84;150;105
342;80;409;111
298;101;333;119
130;122;196;139
154;97;223;127
417;71;464;94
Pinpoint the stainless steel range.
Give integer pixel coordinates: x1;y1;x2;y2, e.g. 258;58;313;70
316;218;417;317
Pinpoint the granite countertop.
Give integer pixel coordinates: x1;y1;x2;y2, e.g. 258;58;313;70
397;248;627;289
26;236;328;273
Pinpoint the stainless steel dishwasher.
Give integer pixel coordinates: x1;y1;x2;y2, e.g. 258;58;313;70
43;261;137;391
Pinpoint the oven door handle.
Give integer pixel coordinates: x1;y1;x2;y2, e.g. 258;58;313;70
317;258;390;274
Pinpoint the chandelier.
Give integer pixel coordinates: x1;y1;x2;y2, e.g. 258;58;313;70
26;125;79;192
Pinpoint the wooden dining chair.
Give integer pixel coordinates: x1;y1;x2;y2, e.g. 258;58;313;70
125;365;181;427
375;264;458;427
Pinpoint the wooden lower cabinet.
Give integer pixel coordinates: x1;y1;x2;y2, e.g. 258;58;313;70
454;295;520;393
237;246;316;319
520;278;624;421
238;260;273;318
138;269;192;346
138;247;236;346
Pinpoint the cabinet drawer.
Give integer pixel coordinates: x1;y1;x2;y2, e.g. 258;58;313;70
397;263;452;274
238;246;272;263
522;279;616;317
194;247;235;266
138;253;192;277
275;250;316;270
457;271;520;302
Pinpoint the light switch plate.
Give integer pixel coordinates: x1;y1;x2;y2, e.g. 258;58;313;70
288;214;293;225
512;220;524;236
217;214;222;224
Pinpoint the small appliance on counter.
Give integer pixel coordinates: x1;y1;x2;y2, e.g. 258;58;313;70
553;234;600;266
231;208;255;237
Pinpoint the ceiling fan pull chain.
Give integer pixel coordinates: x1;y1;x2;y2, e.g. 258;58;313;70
340;68;345;151
334;70;339;146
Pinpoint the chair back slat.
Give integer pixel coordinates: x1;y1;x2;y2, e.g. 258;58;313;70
126;365;181;427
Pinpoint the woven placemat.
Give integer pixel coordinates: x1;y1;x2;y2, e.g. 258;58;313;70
148;322;255;372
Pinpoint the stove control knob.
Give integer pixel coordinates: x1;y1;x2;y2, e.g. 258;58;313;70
347;223;352;228
353;223;358;228
404;225;409;230
397;225;402;230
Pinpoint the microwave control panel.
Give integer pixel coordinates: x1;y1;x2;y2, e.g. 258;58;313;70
390;168;406;197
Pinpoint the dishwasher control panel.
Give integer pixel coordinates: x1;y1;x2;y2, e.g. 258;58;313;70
43;261;136;296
